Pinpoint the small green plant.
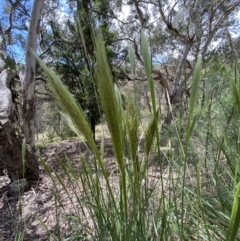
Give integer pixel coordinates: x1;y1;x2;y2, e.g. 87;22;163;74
59;123;77;139
46;129;56;142
36;143;47;152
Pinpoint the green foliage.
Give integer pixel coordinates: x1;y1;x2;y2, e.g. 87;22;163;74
35;143;47;152
41;0;117;138
59;123;77;139
0;54;16;70
46;131;55;142
35;32;240;241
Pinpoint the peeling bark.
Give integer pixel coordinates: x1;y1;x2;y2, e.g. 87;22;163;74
0;1;44;182
0;69;12;117
0;121;39;181
0;68;39;181
0;22;7;70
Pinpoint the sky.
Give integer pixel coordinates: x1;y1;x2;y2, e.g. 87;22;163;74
0;0;240;64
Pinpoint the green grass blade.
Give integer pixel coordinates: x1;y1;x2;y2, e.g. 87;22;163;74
141;30;156;113
232;81;240;115
186;58;202;144
181;59;201;238
145;109;159;157
93;32;128;228
226;183;240;241
126;97;139;162
34;54;100;160
22;138;26;177
93;34;124;171
141;30;152;85
128;45;136;77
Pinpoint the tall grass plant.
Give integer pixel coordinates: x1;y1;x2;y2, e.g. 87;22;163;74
34;32;240;241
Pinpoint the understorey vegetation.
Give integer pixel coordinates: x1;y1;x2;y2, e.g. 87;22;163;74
35;32;240;240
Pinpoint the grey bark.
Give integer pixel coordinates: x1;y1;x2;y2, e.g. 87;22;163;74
22;0;45;148
0;69;39;181
0;22;7;70
0;121;39;181
0;1;44;182
0;70;12;118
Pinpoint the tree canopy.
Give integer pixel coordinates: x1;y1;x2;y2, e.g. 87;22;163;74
1;0;240;133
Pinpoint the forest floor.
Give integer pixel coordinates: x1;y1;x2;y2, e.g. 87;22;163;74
0;138;167;241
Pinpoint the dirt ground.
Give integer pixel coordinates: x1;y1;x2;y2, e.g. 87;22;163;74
0;138;112;240
0;138;167;241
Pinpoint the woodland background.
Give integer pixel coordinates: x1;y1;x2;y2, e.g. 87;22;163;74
1;0;240;240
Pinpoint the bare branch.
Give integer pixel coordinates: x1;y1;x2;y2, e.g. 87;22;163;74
114;37;144;65
90;9;135;25
157;0;188;41
202;1;240;57
39;40;76;57
133;0;146;28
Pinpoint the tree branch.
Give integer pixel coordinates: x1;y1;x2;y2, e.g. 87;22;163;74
202;1;240;57
114;37;144;65
157;0;187;41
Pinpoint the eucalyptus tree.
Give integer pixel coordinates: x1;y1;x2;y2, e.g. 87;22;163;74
216;34;240;65
0;0;45;181
0;0;47;147
22;0;45;148
114;0;240;120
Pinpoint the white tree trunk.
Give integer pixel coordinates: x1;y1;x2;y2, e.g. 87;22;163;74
0;22;7;70
22;0;44;148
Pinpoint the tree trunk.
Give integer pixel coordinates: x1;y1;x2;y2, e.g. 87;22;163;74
0;70;12;117
0;1;44;183
0;121;39;181
0;69;39;181
22;0;44;149
0;22;7;70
